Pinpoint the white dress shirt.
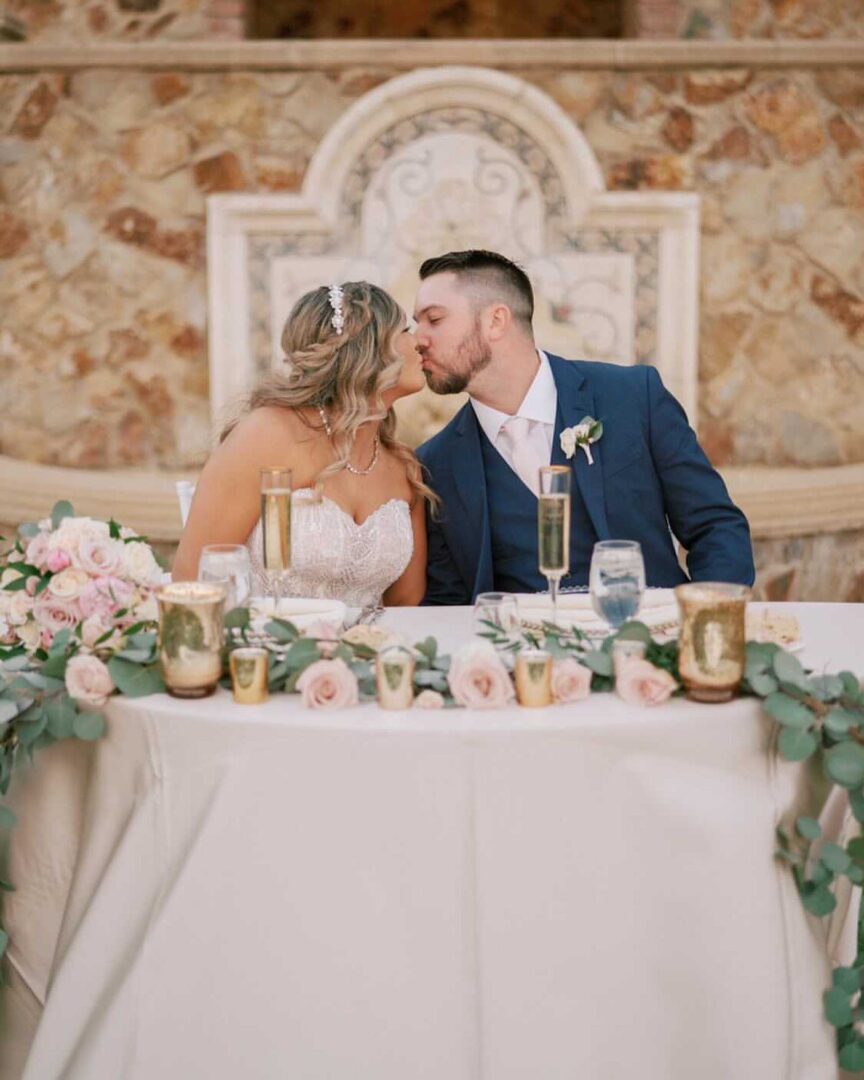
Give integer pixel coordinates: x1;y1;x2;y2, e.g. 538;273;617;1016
471;350;557;495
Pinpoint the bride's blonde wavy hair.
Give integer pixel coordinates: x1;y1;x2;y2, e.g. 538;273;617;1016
224;281;437;509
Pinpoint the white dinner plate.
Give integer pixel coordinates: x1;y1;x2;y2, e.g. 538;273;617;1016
515;588;679;637
248;596;347;632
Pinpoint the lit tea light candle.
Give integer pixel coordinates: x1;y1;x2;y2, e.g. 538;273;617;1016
229;647;269;705
515;648;553;708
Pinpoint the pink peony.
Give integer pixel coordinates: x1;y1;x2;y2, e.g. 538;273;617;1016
65;654;115;708
296;658;359;709
414;689;445;709
616;658;678;707
25;532;50;570
551;658;593;704
448;641;515;709
45;548;72;574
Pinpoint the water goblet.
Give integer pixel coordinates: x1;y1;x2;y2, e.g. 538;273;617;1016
589;540;645;632
197;544;252;612
473;592;521;646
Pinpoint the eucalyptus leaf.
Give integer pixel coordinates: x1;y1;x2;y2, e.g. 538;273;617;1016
745;641;778;670
107;658;165;698
0;654;30;673
16;709;47;747
224;607;250;631
582;650;614;677
847;865;864;885
825;709;862;740
264;618;299;644
796;816;822;841
839;1041;864;1071
747;672;778;697
17;522;38;539
763;692;815;730
848;837;864;867
73;711;105;741
772;650;810;690
46;697;76;739
850;789;864;825
614;621;652;645
778;727;818;762
0;700;18;725
40;652;68;680
0;805;17;829
839;672;863;699
825;742;864;790
801;883;837;917
50;500;74;529
115;648;154;664
809;674;844;701
282;638;321;671
833;967;862;994
824;986;855;1028
811;863;833;887
821;843;852;874
50;629;72;652
414;637;437;662
0;929;7;958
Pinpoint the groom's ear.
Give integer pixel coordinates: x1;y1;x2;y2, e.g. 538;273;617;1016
484;302;513;342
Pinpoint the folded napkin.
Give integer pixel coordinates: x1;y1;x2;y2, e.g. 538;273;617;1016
249;596;347;632
515;588;679;632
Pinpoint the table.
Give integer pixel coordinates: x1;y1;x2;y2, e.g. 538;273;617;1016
2;604;861;1080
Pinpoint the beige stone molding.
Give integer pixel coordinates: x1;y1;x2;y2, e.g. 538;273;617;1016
2;40;864;74
1;455;862;544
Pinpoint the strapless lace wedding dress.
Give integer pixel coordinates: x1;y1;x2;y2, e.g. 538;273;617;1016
246;490;413;608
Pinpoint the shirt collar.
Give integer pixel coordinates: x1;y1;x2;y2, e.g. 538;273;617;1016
471;350;557;445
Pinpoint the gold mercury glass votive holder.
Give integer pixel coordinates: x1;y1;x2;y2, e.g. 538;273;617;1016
156;581;226;699
229;647;269;705
612;638;647;680
376;645;415;710
515;648;553;708
674;582;751;703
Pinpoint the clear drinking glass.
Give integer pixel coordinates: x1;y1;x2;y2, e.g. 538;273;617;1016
260;467;292;608
589;540;646;631
537;466;571;626
473;592;521;644
197;544;252;612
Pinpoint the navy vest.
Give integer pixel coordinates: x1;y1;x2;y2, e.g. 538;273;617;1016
478;429;598;592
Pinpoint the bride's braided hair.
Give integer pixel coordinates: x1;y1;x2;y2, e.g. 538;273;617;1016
224;281;437;509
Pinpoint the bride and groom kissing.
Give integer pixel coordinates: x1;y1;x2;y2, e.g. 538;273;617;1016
173;249;755;606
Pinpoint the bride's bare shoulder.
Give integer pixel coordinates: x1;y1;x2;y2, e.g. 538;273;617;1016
224;405;317;451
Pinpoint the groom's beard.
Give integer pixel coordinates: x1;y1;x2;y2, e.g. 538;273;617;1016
422;321;492;396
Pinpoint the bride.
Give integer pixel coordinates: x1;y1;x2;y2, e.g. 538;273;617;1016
172;281;434;607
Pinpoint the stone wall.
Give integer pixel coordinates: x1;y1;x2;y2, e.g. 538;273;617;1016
3;0;245;41
675;0;864;39
2;62;863;475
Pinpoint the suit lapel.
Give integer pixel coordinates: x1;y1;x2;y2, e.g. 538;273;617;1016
549;357;610;540
450;404;494;596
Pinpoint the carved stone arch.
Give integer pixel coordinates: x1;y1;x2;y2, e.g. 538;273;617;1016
208;65;699;440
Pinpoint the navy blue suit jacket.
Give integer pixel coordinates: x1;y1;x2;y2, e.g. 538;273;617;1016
417;356;755;605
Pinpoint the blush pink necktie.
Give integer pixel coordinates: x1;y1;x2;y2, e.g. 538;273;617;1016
498;415;540;496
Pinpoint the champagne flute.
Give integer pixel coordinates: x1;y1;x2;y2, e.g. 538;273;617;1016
260;467;292;611
589;540;645;631
538;466;571;626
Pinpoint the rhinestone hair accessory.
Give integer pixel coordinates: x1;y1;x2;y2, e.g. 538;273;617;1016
328;284;345;336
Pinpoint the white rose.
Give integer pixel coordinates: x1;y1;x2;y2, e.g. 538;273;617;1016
48;567;91;601
131;593;158;623
8;591;34;626
65;654;115;709
123;542;162;586
0;567;23;588
18;620;41;651
48;517;109;564
559;428;577;459
77;536;125;577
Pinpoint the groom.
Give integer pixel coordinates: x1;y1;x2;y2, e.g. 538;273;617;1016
414;249;755;605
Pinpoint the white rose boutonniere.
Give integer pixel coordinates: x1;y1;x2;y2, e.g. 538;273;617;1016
560;416;603;465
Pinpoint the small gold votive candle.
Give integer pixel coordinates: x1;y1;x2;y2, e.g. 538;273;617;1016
515;648;553;708
675;582;751;703
229;647;269;705
157;582;226;699
376;645;415;710
612;638;647;679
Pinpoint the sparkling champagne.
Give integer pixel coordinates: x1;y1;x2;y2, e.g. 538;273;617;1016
260;488;291;572
538;493;570;577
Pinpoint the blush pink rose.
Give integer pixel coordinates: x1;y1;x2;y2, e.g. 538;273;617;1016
414;689;445;709
296;658;359;710
79;614;119;650
45;548;72;573
79;576;135;619
303;621;340;657
616;658;678;707
25;532;50;569
65;654;115;708
448;642;515;709
48;567;90;601
78;536;124;577
551;658;593;704
33;594;81;635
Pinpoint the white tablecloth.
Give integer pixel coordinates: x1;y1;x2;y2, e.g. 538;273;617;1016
3;604;861;1080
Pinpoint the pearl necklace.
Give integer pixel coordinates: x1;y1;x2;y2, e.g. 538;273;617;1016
318;407;380;477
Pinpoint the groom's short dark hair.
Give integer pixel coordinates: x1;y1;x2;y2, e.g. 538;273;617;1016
419;250;534;333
